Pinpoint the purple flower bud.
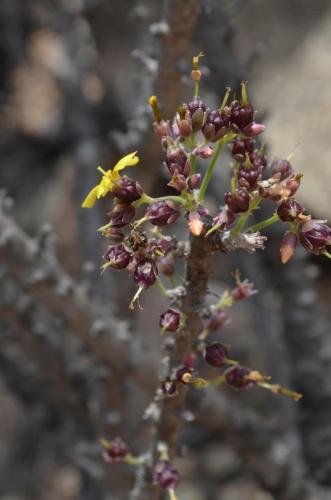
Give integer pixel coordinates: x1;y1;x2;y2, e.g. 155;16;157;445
225;365;256;390
177;118;193;138
146;200;181;226
207;309;228;331
153;119;170;138
112;176;143;202
134;258;158;288
153;460;179;490
147;236;173;256
285;174;302;197
230;101;254;133
165;148;189;177
213;208;236;231
102;437;129;463
160;308;181;332
224;188;250;213
104;244;131;269
202;110;230;142
187;99;207;131
277;198;304;222
242;122;265;137
102;227;125;242
270;159;293;181
161;378;177;396
192;145;214;159
204;342;229;367
237;166;262;191
168;170;187;192
298;220;331;255
230;137;255;162
158;256;175;276
187;173;201;190
280;231;297;264
107;203;135;227
176;365;194;384
250;149;267;169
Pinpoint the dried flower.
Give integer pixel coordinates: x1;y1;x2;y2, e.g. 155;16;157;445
176;365;194;384
165;148;189;177
102;244;131;271
280;231;297;264
187;212;204;236
105;203;136;228
224;188;250;213
225;365;256;390
277;198;304;222
146;201;181;226
270;158;293;181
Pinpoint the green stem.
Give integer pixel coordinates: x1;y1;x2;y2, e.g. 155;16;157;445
246;214;280;233
156;278;168;298
231;195;262;235
189;153;196;176
168;488;178;500
198;133;236;202
133;194;187;209
324;251;331;260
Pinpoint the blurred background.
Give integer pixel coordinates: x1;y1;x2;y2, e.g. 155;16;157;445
0;1;331;499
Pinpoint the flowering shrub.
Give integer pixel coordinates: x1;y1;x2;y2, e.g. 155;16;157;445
82;53;331;499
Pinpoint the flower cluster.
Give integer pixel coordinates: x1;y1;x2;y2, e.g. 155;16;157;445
83;53;328;500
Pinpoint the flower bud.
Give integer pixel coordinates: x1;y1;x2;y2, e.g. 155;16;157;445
158;256;175;276
102;437;129;463
204;342;229;367
231;278;257;301
285;174;302;196
165;148;189;177
112;176;143;202
102;227;125;242
187;173;201;190
168;171;187;192
153;460;179;490
225;365;256;390
134;258;158;288
146;200;181;226
237;166;261;191
159;308;181;332
224;188;250;213
176;365;194;384
147;236;173;256
187;98;207;131
230;137;255;162
103;244;131;269
298;220;331;255
107;203;135;227
270;159;293;180
230;101;254;133
177;118;193;138
212;208;236;231
202;110;229;142
182;353;197;368
153;119;170;138
277;198;304;222
280;231;297;264
207;309;227;331
192;145;214;159
242;122;265;137
187;212;204;236
161;378;177;396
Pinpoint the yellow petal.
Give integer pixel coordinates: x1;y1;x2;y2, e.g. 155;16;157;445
81;185;99;208
113;151;139;173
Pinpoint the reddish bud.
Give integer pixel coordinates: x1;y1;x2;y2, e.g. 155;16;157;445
112;176;143;202
202;110;229;142
230;101;254;133
280;231;297;264
298;220;331;255
159;308;181;332
165;148;189;177
182;353;197;368
270;159;293;181
153;460;179;490
213;208;236;231
168;171;187;192
204;342;229;367
285;174;302;196
146;201;181;226
207;309;228;331
187;173;201;190
242;122;265;137
134;258;158;288
225;365;256;390
177;118;193;138
277;198;304;222
153;119;170;138
224;188;250;213
107;203;135;228
103;244;131;269
192;145;214;159
230;137;255;162
237;166;262;191
102;227;125;242
102;438;129;463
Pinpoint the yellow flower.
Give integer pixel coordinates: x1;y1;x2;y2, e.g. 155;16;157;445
81;151;139;208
